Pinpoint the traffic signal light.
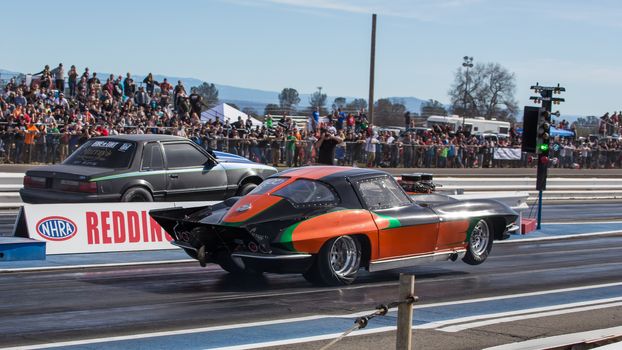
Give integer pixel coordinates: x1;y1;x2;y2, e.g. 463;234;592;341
536;154;548;191
522;106;539;153
536;109;551;155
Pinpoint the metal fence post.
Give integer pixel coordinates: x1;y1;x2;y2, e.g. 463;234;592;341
396;273;415;350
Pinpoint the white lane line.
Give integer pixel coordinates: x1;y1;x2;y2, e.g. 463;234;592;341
498;230;622;244
0;312;389;350
483;325;622;350
544;221;622;225
426;297;622;332
2;281;622;350
414;281;622;309
3;229;620;272
206;326;398;350
0;259;195;273
438;300;622;333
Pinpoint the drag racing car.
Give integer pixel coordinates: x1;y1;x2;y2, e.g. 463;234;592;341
150;166;519;285
20;134;277;203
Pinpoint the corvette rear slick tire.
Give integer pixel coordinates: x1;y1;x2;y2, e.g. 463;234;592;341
463;219;493;265
311;235;361;286
121;187;153;202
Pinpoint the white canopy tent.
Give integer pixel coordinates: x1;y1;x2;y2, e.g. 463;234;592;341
200;103;262;127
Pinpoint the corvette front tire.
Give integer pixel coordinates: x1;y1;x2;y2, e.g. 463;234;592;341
463;219;493;265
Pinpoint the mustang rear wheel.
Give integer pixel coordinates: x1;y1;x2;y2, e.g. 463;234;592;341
463;219;493;265
306;235;361;286
236;182;257;196
121;187;153;202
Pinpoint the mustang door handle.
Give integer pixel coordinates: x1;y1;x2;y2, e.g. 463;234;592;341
169;174;179;179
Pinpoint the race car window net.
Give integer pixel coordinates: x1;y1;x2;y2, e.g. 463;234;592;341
250;177;288;195
273;179;338;207
356;176;412;211
63;140;136;168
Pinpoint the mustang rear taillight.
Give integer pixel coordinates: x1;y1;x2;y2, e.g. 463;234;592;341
23;176;47;189
59;180;98;193
79;181;98;193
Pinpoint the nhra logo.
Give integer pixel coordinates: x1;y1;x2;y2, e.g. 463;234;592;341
36;216;78;241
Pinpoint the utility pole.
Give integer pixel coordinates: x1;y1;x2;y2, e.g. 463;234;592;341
529;83;565;229
368;14;377;124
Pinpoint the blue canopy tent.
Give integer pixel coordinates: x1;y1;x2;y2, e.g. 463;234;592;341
550;126;574;138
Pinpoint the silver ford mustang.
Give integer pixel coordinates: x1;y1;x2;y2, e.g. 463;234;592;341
20;134;277;203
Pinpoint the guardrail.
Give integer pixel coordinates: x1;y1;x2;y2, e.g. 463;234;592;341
0;172;618;208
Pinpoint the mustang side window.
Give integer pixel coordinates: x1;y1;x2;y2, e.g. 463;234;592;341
163;143;209;169
141;143;164;171
273;179;338;207
357;177;411;210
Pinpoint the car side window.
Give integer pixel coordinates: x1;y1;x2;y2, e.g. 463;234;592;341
141;143;164;171
356;176;411;211
163;143;209;169
273;179;338;206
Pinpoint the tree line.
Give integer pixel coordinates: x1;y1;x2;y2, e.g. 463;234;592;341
193;58;519;125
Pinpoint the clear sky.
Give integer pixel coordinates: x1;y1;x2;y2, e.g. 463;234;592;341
2;0;621;116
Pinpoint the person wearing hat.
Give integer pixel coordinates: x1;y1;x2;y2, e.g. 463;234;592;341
315;127;342;165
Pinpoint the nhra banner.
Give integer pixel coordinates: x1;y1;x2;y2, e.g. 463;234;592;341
493;147;522;160
16;202;218;255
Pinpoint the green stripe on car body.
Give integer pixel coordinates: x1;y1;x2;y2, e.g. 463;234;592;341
373;212;402;229
92;167;217;182
280;221;302;252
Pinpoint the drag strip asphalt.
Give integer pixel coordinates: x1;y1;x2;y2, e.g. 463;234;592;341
3;282;622;350
2;220;622;272
0;233;621;349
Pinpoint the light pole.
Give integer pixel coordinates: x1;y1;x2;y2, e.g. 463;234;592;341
462;56;473;127
317;86;322;112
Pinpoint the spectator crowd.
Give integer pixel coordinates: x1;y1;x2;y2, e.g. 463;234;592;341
1;63;622;169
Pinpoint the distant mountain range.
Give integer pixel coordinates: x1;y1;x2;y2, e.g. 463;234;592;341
0;68;430;115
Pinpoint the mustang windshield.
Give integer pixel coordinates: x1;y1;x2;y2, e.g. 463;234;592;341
63;140;136;168
273;179;337;205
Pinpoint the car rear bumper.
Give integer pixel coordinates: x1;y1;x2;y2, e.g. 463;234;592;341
20;188;122;204
174;240;314;273
231;252;315;273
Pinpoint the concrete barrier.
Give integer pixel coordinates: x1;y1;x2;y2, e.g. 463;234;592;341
14;201;218;255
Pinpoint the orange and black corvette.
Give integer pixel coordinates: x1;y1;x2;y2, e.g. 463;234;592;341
150;166;519;285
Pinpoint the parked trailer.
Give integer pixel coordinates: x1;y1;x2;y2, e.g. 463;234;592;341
426;115;510;136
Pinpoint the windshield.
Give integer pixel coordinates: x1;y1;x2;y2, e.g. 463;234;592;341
356;176;411;210
63;140;136;168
